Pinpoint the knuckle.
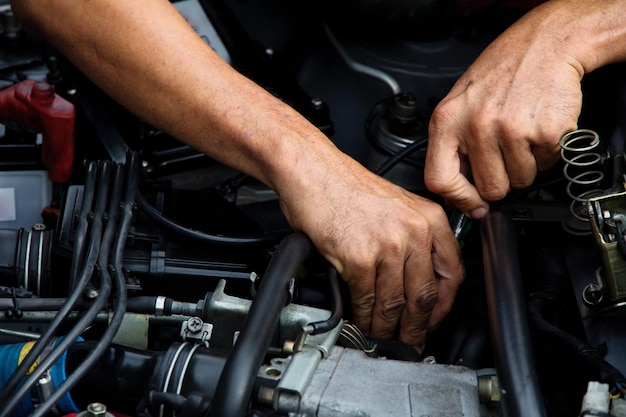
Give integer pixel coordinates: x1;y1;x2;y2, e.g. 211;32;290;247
479;185;508;202
414;284;439;313
510;175;533;189
424;173;448;195
406;211;433;234
345;246;377;275
401;325;427;344
352;292;376;313
380;296;406;320
429;100;457;131
474;174;509;202
380;230;405;257
467;111;495;143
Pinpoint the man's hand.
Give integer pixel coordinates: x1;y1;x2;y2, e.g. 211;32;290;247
278;159;464;351
424;0;626;218
12;0;465;350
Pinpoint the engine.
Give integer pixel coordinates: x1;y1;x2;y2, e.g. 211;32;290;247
0;1;626;417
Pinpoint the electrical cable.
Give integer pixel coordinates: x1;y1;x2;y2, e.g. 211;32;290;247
30;157;137;417
0;269;112;417
0;298;83;311
136;191;286;246
0;161;109;407
68;162;97;290
374;138;428;176
308;265;343;335
0;161;113;417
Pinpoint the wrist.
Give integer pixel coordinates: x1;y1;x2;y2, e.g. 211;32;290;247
531;0;626;74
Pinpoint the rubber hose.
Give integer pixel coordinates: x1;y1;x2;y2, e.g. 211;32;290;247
309;265;343;335
0;163;111;417
481;211;547;417
136;192;285;246
209;232;312;417
29;161;126;417
0;161;108;407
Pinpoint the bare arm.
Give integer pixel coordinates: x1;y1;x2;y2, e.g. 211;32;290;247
425;0;626;218
12;0;464;350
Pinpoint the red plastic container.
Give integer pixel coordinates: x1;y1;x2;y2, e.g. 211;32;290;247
0;80;75;182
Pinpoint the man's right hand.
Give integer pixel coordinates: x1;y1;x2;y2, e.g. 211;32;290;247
424;0;626;218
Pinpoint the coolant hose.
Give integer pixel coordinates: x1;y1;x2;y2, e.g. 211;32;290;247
0;338;81;417
481;211;547;417
209;232;312;417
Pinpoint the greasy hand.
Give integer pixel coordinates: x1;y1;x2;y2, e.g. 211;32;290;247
279;162;464;351
424;3;584;218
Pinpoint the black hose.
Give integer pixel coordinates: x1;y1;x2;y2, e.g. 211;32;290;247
69;162;97;289
0;296;162;313
481;211;548;417
0;267;112;417
31;159;136;417
0;161;110;406
374;138;428;176
0;297;81;311
136;191;286;246
208;233;312;417
0;161;113;417
309;265;343;335
114;152;139;277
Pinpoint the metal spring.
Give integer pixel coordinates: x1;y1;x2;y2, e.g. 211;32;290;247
559;129;605;222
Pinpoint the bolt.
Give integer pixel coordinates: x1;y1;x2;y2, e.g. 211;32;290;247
478;375;501;404
422;356;436;364
311;98;324;110
85;288;99;299
86;403;107;417
66;89;79;100
32;223;47;232
583;284;603;307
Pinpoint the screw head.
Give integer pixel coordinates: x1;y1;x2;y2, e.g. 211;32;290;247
86;402;107;417
187;317;204;333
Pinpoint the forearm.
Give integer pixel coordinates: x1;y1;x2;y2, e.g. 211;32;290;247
518;0;626;74
10;0;344;197
11;0;466;349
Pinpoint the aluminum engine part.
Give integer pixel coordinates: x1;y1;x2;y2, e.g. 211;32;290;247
274;346;480;417
588;191;626;308
200;279;342;351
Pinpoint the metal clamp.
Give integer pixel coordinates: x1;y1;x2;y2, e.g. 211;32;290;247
180;317;213;347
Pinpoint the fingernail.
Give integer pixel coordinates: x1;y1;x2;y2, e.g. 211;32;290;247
470;207;487;219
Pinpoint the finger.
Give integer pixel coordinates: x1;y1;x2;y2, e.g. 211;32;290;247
398;249;438;351
466;130;511;203
370;254;406;340
425;135;489;219
428;225;465;329
346;264;377;337
532;140;563;171
500;138;537;189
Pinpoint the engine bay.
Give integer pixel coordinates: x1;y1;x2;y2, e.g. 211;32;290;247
1;1;626;416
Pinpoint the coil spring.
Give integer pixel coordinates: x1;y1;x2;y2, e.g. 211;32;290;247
559;129;605;222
